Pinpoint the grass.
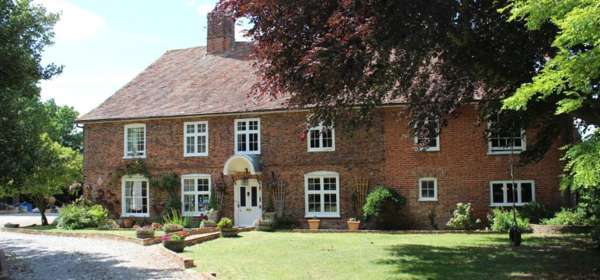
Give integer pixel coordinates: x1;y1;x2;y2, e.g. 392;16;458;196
183;231;600;280
24;225;164;239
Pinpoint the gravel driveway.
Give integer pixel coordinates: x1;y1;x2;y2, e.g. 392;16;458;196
0;232;198;280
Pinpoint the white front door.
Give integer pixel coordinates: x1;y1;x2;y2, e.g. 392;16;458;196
234;179;262;227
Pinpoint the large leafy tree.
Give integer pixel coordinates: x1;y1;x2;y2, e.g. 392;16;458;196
43;99;83;152
503;0;600;215
0;0;61;189
219;0;556;135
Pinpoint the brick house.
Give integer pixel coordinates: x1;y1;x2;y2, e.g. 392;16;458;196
77;10;564;229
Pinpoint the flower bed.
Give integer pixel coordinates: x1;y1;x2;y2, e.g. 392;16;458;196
530;224;593;234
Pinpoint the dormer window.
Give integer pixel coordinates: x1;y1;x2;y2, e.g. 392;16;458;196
235;118;260;154
124;124;146;158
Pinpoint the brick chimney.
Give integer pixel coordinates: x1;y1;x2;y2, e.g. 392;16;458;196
207;9;235;54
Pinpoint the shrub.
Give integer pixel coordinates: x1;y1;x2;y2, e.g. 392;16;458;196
57;201;109;230
217;217;233;230
136;226;155;239
162;208;186;226
519;202;551;224
97;219;119;230
592;227;600;250
163;223;184;233
542;207;592;226
488;208;530;232
273;215;298;229
446;203;480;230
362;186;406;230
200;220;216;228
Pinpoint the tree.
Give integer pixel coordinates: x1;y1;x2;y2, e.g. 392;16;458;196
219;0;555;134
43;99;83;152
0;0;61;189
19;134;82;225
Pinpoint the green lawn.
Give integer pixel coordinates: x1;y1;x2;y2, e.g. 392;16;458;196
25;225;164;238
183;231;600;280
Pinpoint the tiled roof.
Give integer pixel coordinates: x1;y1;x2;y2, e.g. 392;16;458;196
77;43;290;122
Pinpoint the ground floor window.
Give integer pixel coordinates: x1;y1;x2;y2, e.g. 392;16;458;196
418;177;438;201
489;180;535;206
304;171;340;218
181;174;211;216
122;175;149;217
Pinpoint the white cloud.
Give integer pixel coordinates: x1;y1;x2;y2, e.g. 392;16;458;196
38;0;105;42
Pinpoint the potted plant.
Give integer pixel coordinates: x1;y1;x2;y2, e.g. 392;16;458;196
163;223;184;233
161;231;189;253
121;217;134;228
217;217;238;237
307;216;320;231
347;218;360;231
136;226;155;239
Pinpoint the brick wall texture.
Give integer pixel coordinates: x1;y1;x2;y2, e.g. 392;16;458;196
82;105;564;229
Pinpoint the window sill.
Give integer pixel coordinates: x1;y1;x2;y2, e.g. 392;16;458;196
184;154;209;157
235;151;261;155
307;148;336;153
124;156;146;160
418;198;438;202
121;213;150;218
489;203;528;207
487;150;524;155
415;148;440;152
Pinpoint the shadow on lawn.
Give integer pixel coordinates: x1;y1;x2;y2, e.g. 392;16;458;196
376;236;600;280
0;238;182;280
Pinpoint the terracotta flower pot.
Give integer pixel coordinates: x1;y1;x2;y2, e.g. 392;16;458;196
307;219;320;231
347;221;360;231
163;240;186;253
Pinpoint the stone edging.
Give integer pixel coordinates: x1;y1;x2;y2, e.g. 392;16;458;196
290;229;504;234
156;244;195;269
0;249;8;280
0;227;161;246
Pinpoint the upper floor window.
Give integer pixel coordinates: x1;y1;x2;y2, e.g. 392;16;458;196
184;121;208;157
488;120;525;155
489;180;535;207
304;171;340;218
235;118;260;154
121;175;149;217
181;174;211;216
418;177;438;201
307;124;335;152
124;124;146;158
414;121;440;152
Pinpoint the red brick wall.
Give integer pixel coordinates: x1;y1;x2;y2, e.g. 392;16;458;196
82;105;563;229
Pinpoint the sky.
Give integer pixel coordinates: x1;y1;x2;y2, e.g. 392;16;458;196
37;0;249;116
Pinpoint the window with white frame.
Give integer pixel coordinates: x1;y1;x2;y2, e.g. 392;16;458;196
235;118;260;154
418;177;438;201
488;119;525;154
307;124;335;152
124;124;146;158
304;171;340;218
414;121;440;151
181;174;211;216
184;122;208;156
122;175;149;217
490;180;535;206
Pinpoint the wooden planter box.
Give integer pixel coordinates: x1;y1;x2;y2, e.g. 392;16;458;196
163;240;186;253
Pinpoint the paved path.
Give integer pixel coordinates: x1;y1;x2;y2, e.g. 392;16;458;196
0;232;197;280
0;213;57;227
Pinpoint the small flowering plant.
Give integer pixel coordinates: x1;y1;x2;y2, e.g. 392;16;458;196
161;230;189;242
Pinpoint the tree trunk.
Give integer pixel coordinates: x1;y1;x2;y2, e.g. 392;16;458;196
34;197;49;226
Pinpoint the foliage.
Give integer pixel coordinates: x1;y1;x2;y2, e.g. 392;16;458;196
446;203;480;230
220;0;554;136
42;99;82;151
273;215;298;230
135;226;155;238
488;208;530;232
0;0;62;189
217;217;233;230
97;219;119;230
161;231;189;242
56;200;110;230
153;173;181;216
362;186;406;229
592;227;600;250
542;207;592;226
162;223;184;233
162;208;186;226
519;201;552;224
208;190;218;211
18;134;82;225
